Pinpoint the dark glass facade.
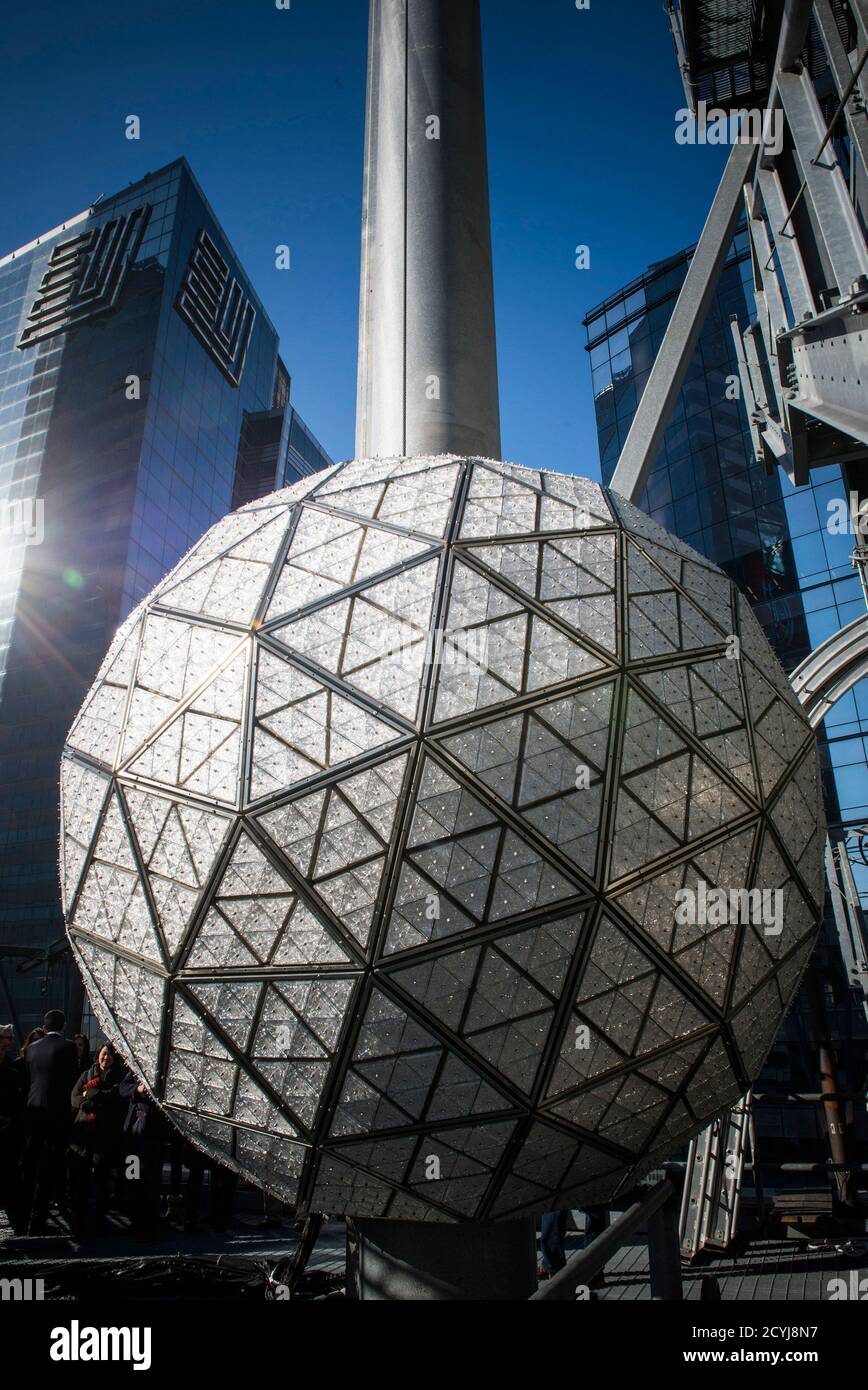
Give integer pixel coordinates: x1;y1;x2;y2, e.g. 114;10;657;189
585;230;816;669
0;159;332;1034
584;234;868;1169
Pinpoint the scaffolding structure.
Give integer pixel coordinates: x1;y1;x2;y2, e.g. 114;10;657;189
610;0;868;1256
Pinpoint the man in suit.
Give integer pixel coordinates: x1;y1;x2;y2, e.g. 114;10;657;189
0;1024;25;1225
18;1010;80;1234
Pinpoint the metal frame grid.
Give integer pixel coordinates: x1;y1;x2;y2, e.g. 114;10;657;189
59;456;825;1222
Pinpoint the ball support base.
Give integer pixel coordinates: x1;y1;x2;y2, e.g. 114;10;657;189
346;1216;537;1300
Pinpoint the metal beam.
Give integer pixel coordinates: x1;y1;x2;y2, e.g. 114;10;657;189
836;842;868;1023
355;0;501;460
666;0;695;114
743;321;772;415
778;68;868;293
609;138;756;503
648;1197;684;1300
852;0;868;58
825;839;861;985
744;240;788;426
813;0;868;175
531;1180;681;1301
746;191;790;338
749;0;815;183
730;315;763;462
756;166;817;322
790;611;868;726
776;0;816;73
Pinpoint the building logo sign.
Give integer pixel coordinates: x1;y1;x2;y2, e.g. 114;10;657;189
175;229;256;387
17;206;151;349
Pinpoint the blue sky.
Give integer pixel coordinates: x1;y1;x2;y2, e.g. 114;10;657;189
0;0;729;475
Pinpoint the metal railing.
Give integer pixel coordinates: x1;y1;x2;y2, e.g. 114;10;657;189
529;1179;682;1301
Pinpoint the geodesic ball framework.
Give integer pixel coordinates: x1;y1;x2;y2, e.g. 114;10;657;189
60;456;825;1221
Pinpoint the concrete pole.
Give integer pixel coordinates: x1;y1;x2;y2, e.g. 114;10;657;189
355;0;501;459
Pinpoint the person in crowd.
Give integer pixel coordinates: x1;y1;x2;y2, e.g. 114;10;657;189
18;1011;79;1235
165;1128;200;1229
119;1070;164;1242
69;1031;93;1209
583;1204;608;1247
69;1040;126;1236
259;1188;285;1230
19;1028;45;1062
208;1161;238;1233
166;1131;234;1234
73;1034;91;1074
0;1025;25;1227
181;1147;238;1234
538;1204;611;1283
538;1210;569;1278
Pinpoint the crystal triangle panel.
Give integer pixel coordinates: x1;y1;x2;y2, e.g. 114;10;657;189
158;511;291;624
66;614;143;769
384;758;582;955
75;940;166;1085
264;507;436;623
124;648;249;805
387;917;584;1095
610;688;751;879
769;754;825;893
271;558;439;723
248;977;357;1129
159;502;292;594
257;752;409;951
60;758;112;911
71;792;163;964
459;461;613;539
546;916;711;1098
402;1119;517;1217
249;646;405;801
745;659;811;798
124;787;234;956
315;458;461;536
637;656;756;799
465;531;617;654
439;682;613;879
433;560;609;722
612;826;758;1007
626;539;728;660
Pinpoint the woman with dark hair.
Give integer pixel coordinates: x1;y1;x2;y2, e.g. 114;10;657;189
73;1034;91;1074
18;1028;45;1063
69;1041;126;1236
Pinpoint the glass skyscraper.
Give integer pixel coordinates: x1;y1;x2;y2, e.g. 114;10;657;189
584;232;868;1169
0;158;332;1034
